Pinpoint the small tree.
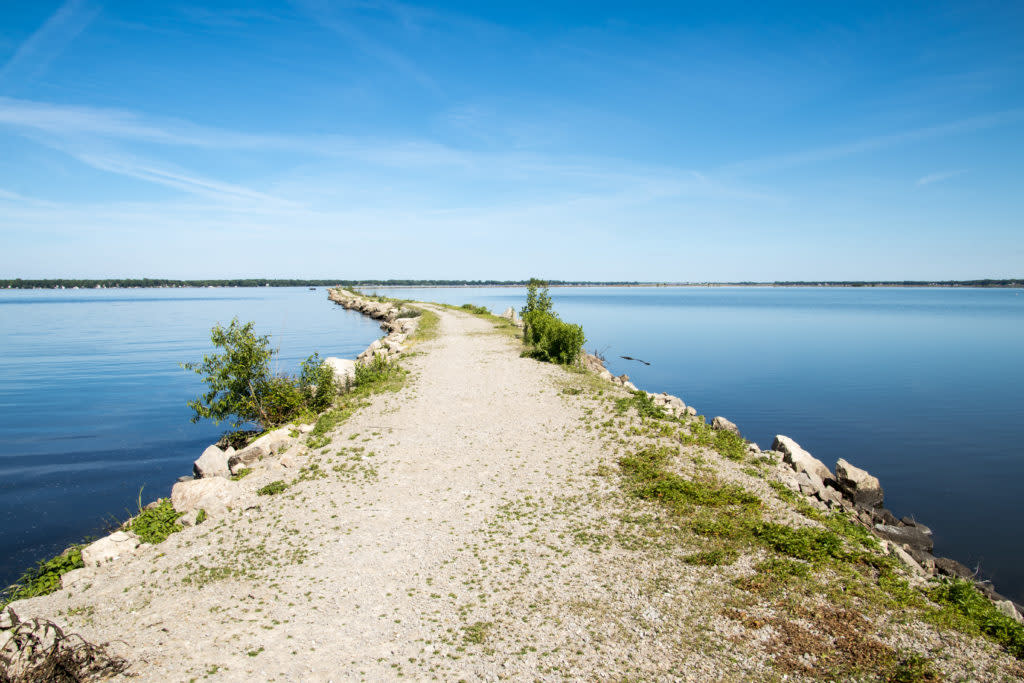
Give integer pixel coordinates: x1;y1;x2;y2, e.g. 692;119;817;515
181;318;273;428
521;277;552;318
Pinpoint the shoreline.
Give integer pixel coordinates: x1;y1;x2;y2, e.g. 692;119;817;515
1;288;1022;680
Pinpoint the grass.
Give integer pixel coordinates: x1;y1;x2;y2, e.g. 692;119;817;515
257;480;289;496
411;308;440;342
1;546;85;606
459;303;490;315
928;578;1024;659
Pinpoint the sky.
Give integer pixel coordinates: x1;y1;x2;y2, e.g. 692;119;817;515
0;1;1022;281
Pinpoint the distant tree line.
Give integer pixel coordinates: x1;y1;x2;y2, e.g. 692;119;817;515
0;278;643;289
0;278;1020;289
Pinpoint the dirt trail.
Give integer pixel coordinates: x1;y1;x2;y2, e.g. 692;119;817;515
9;305;1020;681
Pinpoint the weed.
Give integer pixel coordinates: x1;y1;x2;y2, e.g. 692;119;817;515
751;522;846;563
459;303;490;315
230;468;252;481
257;481;289;496
682;548;739;566
462;621;492;645
194;509;207;525
2;547;84;605
929;578;1024;659
126;500;183;545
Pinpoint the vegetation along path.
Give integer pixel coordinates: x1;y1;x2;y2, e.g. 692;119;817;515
4;301;1024;681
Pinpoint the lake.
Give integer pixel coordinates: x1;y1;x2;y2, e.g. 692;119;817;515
0;287;382;590
368;285;1024;603
2;285;1022;605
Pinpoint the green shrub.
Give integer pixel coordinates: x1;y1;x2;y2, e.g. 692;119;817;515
752;522;846;563
257;480;289;496
396;308;421;318
126;500;184;545
354;354;400;388
930;579;1024;658
2;546;85;605
182;320;337;429
460;303;490;315
523;310;585;365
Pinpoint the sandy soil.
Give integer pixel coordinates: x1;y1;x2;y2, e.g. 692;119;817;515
7;304;1021;682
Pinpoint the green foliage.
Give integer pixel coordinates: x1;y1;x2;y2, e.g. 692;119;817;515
396;308;422;319
619;447;761;513
230;467;252;481
889;653;939;682
520;277;553;318
460;303;490;315
181;318;273;428
713;429;747;461
257;480;289;496
682;548;738;566
615;391;668;419
929;579;1024;658
182;320;337;429
354;354;402;388
752;522;846;563
126;500;184;545
194;509;208;525
522;310;585;365
2;547;84;605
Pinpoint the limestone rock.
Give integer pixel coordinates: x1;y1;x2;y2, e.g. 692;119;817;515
874;523;934;552
747;443;760;453
995;600;1023;624
81;531;140;567
171;477;242;516
60;567;94;590
193;444;229;479
324;357;356;386
0;606;16;630
685;406;697;416
623;381;638;392
835;458;884;508
711;416;740;436
249;427;294;455
228;444;268;472
772;435;832;483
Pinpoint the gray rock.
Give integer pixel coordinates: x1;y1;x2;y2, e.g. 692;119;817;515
711;416;740;436
772;435;832;482
228;444;269;471
176;475;195;483
60;566;94;590
171;477;242;516
685;406;697;417
193;444;229;479
835;458;884;508
995;600;1023;624
81;531;140;567
874;523;934;552
934;556;975;579
623;381;638;392
0;606;16;630
747;443;760;453
249;427;294;455
888;542;928;577
665;395;686;411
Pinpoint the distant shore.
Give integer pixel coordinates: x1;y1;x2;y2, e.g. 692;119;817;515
2;278;1023;290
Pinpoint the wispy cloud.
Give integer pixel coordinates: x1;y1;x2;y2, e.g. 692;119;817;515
723;110;1024;177
0;0;102;85
916;169;967;187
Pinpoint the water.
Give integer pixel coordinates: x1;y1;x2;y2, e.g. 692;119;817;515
0;287;382;590
368;286;1024;603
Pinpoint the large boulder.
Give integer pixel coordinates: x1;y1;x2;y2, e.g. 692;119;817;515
171;477;242;516
711;416;740;436
835;458;884;508
193;444;229;479
772;435;832;483
81;531;140;567
249;427;294;455
499;307;520;324
934;556;974;579
324;357;356;386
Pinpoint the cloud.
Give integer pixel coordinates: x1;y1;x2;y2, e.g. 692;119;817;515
916;169;966;187
0;0;102;84
723;110;1024;177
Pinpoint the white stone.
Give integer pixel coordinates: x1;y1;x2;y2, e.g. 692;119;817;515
249;427;294;455
81;531;140;567
773;435;832;482
324;357;356;385
171;477;242;516
995;600;1024;624
711;416;740;436
60;566;94;590
193;444;229;479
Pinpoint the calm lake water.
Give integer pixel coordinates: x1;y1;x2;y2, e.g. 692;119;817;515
369;286;1024;604
2;286;1023;605
0;287;382;590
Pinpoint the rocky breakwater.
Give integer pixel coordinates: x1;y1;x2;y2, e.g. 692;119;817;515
0;287;423;656
573;350;1024;625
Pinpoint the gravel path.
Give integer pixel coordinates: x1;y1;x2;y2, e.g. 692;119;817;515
8;304;1021;681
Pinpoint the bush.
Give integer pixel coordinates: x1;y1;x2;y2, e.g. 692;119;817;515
126;500;184;544
182;320;338;429
523;310;585;365
460;303;490;315
2;547;84;605
354;354;401;388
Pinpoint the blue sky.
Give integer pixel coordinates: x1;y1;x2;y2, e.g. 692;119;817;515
0;1;1022;280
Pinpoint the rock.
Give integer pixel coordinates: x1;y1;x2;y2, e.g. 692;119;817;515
228;444;268;472
499;307;521;324
665;395;686;411
934;556;975;579
818;485;843;505
772;435;832;483
685;406;697;417
297;423;314;434
60;567;93;590
747;443;760;453
834;458;884;508
874;524;934;552
0;606;16;630
599;369;614;382
887;543;927;577
623;381;638;392
81;531;140;567
171;477;242;516
995;600;1023;624
324;357;356;386
193;444;229;479
869;507;899;526
796;471;825;497
711;416;740;436
176;475;195;483
280;451;301;468
249;427;294;455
